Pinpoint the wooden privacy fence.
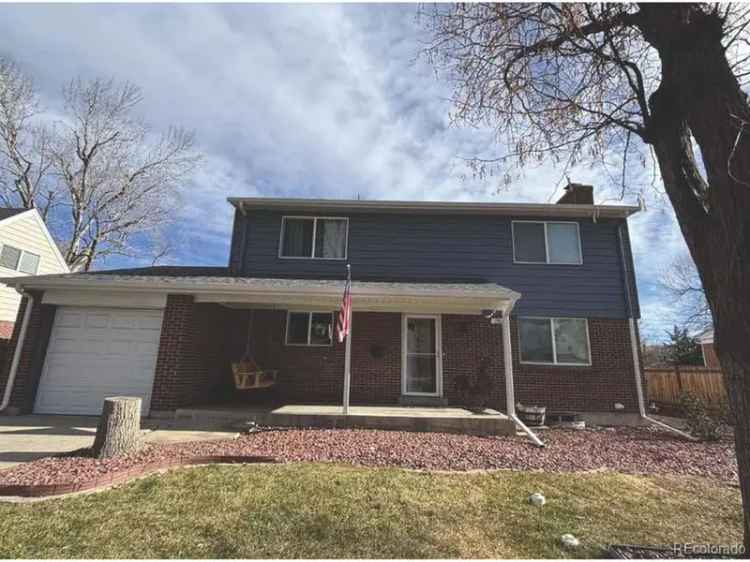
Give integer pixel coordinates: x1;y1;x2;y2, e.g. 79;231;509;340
645;366;727;409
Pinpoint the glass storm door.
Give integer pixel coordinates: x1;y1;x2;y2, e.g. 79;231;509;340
402;315;442;396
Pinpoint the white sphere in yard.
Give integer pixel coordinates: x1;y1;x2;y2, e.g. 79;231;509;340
528;492;546;506
561;534;580;548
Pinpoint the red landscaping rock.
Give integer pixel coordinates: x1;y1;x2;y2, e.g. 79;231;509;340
0;426;737;496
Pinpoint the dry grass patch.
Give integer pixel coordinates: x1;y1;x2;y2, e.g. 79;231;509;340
0;463;741;559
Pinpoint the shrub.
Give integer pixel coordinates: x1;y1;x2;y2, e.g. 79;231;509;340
679;392;724;441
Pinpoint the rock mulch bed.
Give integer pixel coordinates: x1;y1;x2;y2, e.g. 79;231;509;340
0;425;737;496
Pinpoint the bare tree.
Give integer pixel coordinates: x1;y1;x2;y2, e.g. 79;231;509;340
0;61;200;270
47;78;200;271
424;3;750;545
0;58;54;218
659;253;712;332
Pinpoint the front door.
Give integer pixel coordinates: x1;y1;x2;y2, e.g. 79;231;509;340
402;314;442;397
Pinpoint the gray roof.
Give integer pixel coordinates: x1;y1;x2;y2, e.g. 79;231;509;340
0;208;29;222
1;268;520;301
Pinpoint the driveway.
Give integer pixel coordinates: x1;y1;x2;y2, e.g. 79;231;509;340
0;415;238;469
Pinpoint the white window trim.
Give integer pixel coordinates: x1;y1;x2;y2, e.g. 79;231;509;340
401;313;443;397
518;316;592;366
278;216;349;260
0;243;40;275
511;220;583;265
284;310;334;347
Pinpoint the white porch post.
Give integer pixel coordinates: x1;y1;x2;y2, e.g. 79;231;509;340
342;306;352;414
502;304;516;417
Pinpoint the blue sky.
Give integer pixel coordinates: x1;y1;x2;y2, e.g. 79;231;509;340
0;3;692;341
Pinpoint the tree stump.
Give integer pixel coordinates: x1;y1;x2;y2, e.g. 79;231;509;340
92;397;143;459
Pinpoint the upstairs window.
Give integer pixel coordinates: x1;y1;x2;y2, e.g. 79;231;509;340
0;245;40;274
279;216;348;259
512;221;582;264
285;311;333;346
519;317;591;365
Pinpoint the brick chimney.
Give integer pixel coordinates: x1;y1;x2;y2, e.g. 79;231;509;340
556;182;594;205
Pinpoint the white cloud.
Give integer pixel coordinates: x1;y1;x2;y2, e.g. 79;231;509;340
0;4;690;339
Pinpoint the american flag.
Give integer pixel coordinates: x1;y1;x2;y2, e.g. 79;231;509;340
336;265;352;343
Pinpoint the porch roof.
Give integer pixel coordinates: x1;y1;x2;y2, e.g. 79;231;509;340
4;271;521;314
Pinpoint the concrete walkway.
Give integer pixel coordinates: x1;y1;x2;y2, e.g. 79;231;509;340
0;415;238;469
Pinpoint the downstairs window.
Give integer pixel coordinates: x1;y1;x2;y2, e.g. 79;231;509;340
519;317;591;365
285;312;333;346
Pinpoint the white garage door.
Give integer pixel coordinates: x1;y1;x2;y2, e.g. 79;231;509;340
34;307;164;415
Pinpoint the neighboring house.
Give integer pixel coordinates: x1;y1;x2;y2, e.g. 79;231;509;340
0;183;646;426
697;329;720;368
0;209;69;340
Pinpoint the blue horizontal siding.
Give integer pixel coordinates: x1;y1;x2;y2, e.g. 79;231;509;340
232;210;640;319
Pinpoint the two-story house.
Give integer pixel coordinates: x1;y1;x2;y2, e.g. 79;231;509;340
0;184;645;432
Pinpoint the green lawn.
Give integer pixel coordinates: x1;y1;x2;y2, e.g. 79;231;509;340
0;463;742;559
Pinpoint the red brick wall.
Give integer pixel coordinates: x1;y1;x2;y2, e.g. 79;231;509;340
0;292;56;414
442;314;506;407
350;312;401;403
513;318;640;412
245;309;347;403
151;305;641;415
0;320;15;340
151;296;228;412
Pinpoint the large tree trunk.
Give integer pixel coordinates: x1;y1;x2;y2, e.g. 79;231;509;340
640;4;750;548
92;397;143;459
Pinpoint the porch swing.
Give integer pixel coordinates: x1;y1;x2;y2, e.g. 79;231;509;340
231;310;278;390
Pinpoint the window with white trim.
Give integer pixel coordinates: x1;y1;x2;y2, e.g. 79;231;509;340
285;311;333;346
0;244;40;274
519;317;591;365
279;216;348;259
512;221;582;264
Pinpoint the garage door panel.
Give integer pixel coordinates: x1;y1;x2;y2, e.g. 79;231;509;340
137;316;163;331
85;314;109;329
55;314;84;329
34;307;164;416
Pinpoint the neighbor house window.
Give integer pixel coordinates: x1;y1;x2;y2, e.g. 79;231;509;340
519;317;591;365
18;252;40;275
512;221;582;264
279;216;348;259
0;245;39;275
285;311;333;346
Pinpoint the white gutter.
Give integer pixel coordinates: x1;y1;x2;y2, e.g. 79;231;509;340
2;275;520;301
0;291;34;413
502;301;544;447
227;196;640;219
617;225;697;441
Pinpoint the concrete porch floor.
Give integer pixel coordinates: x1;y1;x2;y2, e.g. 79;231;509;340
174;404;516;436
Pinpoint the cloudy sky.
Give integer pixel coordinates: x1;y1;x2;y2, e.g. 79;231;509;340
0;3;693;340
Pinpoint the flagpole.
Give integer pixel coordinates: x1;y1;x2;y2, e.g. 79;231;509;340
342;263;352;415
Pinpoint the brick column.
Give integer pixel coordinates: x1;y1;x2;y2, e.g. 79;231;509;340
0;291;56;415
151;294;196;413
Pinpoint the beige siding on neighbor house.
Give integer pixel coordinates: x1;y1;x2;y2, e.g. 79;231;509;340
0;211;68;322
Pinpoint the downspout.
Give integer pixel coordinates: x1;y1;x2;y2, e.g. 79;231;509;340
617;224;697;441
0;288;34;413
502;300;545;447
